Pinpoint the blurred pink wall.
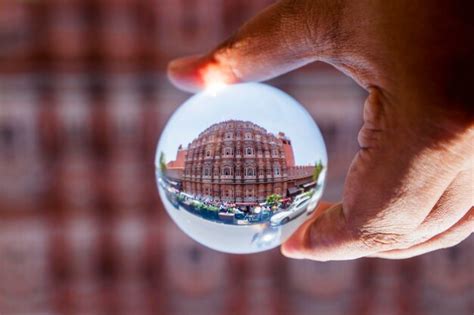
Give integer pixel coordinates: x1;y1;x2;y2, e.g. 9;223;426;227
0;1;472;314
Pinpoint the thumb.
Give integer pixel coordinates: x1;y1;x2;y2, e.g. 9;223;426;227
167;0;345;92
281;203;368;261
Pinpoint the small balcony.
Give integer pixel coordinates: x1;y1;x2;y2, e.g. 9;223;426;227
220;175;233;181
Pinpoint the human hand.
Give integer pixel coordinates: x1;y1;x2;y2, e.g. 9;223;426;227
167;0;474;260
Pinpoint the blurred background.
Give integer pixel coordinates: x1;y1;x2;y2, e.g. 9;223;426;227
0;1;472;314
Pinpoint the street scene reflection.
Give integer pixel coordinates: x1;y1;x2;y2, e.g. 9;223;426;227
158;120;324;227
155;83;327;253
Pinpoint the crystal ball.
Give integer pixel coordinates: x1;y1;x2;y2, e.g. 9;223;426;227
155;83;327;254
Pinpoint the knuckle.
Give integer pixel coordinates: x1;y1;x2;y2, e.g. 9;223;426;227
342;195;423;251
358;88;387;149
360;231;412;250
346;220;415;251
357;127;383;149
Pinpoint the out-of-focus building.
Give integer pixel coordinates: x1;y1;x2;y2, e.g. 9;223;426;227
0;1;472;315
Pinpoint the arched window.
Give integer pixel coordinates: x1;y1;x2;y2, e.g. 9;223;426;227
245;132;252;139
224;147;233;156
245;147;254;155
222;167;232;176
245;167;255;176
203;167;211;176
206;150;211;157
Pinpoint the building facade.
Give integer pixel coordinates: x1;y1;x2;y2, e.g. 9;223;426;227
184;120;288;202
166;120;315;203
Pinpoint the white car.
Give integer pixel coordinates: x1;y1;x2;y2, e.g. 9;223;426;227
293;193;310;205
270;195;311;226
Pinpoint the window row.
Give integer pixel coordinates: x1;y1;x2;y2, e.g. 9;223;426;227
224;132;256;140
200;132;275;143
203;147;280;157
197;165;281;177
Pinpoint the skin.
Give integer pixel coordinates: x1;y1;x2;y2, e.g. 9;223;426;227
167;0;474;260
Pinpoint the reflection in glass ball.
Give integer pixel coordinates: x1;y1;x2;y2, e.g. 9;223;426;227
155;83;327;254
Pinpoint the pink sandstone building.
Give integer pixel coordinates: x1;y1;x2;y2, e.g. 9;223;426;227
166;120;314;202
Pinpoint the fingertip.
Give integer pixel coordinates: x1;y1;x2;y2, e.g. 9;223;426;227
280;215;317;260
280;202;335;259
167;54;240;93
281;235;307;259
281;203;373;261
167;55;205;93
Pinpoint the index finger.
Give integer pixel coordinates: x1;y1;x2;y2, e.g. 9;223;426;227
167;0;344;92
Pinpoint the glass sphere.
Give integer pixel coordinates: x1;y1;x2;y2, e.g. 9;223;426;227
155;83;327;254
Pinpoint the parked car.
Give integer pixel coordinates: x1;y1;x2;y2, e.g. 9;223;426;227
270;195;311;226
293;191;313;204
